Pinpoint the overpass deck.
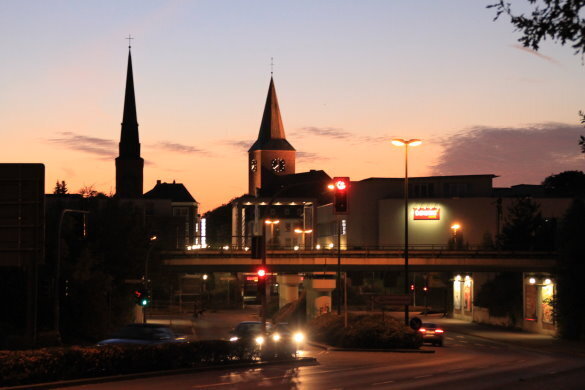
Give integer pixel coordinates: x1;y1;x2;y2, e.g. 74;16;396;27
162;250;556;273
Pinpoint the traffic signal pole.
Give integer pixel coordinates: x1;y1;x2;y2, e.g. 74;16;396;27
337;216;342;316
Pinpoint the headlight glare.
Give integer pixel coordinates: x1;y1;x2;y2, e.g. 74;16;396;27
255;336;265;345
293;332;305;343
229;336;239;342
272;333;281;342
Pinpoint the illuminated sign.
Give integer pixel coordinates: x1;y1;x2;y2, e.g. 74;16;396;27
413;207;440;220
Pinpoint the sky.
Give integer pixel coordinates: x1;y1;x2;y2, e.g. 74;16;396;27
1;1;584;213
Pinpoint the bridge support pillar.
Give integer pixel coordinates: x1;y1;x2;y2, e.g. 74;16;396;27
303;274;336;319
277;274;302;309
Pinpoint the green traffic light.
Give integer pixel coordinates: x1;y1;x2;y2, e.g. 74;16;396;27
141;299;148;306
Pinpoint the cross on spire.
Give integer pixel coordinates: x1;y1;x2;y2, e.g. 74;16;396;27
270;57;274;77
126;34;134;49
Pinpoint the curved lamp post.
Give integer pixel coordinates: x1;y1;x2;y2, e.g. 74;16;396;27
391;138;421;325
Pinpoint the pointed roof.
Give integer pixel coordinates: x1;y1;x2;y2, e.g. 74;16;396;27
248;77;295;152
119;49;140;158
143;180;197;203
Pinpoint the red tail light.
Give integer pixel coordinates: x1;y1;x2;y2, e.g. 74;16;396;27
418;328;426;333
435;329;444;333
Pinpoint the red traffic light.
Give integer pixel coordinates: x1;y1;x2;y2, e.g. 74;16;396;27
332;177;349;191
423;286;428;292
257;268;267;278
410;284;415;291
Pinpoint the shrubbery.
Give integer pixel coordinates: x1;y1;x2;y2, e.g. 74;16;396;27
0;340;241;387
308;313;422;349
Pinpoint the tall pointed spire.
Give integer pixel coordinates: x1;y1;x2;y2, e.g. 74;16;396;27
116;46;144;198
119;49;140;158
248;77;295;152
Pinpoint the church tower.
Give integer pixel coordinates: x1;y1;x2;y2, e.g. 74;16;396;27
115;47;144;198
248;77;296;195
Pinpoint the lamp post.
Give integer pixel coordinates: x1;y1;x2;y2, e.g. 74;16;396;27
55;209;90;340
451;223;461;250
143;235;158;324
392;138;421;325
294;228;313;250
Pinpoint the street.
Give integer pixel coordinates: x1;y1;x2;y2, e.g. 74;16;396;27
61;312;585;390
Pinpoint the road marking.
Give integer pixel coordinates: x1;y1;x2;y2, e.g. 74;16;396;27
414;374;433;379
372;380;395;385
448;369;463;374
455;335;465;338
474;343;485;347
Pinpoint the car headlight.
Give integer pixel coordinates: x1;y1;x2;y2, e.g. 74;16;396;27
229;336;239;342
255;336;264;345
293;332;304;343
272;333;281;342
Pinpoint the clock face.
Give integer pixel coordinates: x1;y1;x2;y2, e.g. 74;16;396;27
271;158;286;172
250;159;257;172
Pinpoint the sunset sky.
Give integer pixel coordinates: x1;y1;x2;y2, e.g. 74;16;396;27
1;1;584;212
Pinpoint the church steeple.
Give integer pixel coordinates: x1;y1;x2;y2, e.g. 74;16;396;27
248;77;295;152
115;47;144;198
248;77;296;195
119;49;140;158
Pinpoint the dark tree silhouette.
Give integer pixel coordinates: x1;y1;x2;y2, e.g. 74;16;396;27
542;170;585;196
489;1;585;55
53;180;68;195
498;197;553;250
556;198;585;340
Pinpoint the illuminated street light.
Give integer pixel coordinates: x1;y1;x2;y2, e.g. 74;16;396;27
294;228;313;250
392;138;422;326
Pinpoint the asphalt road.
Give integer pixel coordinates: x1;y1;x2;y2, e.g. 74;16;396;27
63;321;585;390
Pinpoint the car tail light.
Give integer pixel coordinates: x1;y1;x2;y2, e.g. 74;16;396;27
435;329;444;333
418;328;426;333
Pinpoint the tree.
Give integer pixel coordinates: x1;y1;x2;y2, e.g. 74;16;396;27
542;170;585;196
53;180;68;195
556;198;585;340
474;272;523;323
498;197;553;250
489;1;585;56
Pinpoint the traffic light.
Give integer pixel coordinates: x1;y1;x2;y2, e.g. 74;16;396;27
423;286;428;293
410;284;415;291
257;267;267;293
332;177;350;214
134;288;150;306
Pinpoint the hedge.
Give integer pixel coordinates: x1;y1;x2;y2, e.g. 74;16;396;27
308;313;423;349
0;340;246;387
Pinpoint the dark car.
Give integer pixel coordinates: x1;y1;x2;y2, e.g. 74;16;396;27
229;321;304;359
97;324;186;346
418;322;445;347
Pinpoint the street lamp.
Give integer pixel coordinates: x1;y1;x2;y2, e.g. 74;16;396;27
265;219;280;249
392;138;421;326
294;228;313;250
451;223;461;249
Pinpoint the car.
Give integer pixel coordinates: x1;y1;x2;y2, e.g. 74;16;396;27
97;324;186;346
229;321;305;359
418;322;444;347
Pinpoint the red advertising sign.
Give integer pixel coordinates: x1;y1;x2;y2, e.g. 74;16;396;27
413;207;440;220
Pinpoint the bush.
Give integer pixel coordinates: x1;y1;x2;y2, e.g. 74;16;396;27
0;340;242;387
308;313;422;349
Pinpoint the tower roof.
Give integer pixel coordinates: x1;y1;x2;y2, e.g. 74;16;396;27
119;49;140;158
249;77;295;152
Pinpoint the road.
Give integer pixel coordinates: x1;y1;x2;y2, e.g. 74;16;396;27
64;313;585;389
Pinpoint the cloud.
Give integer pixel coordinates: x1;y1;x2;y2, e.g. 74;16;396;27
432;123;585;186
48;132;116;159
297;151;330;163
152;141;209;155
511;44;560;65
294;126;353;140
222;140;254;150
